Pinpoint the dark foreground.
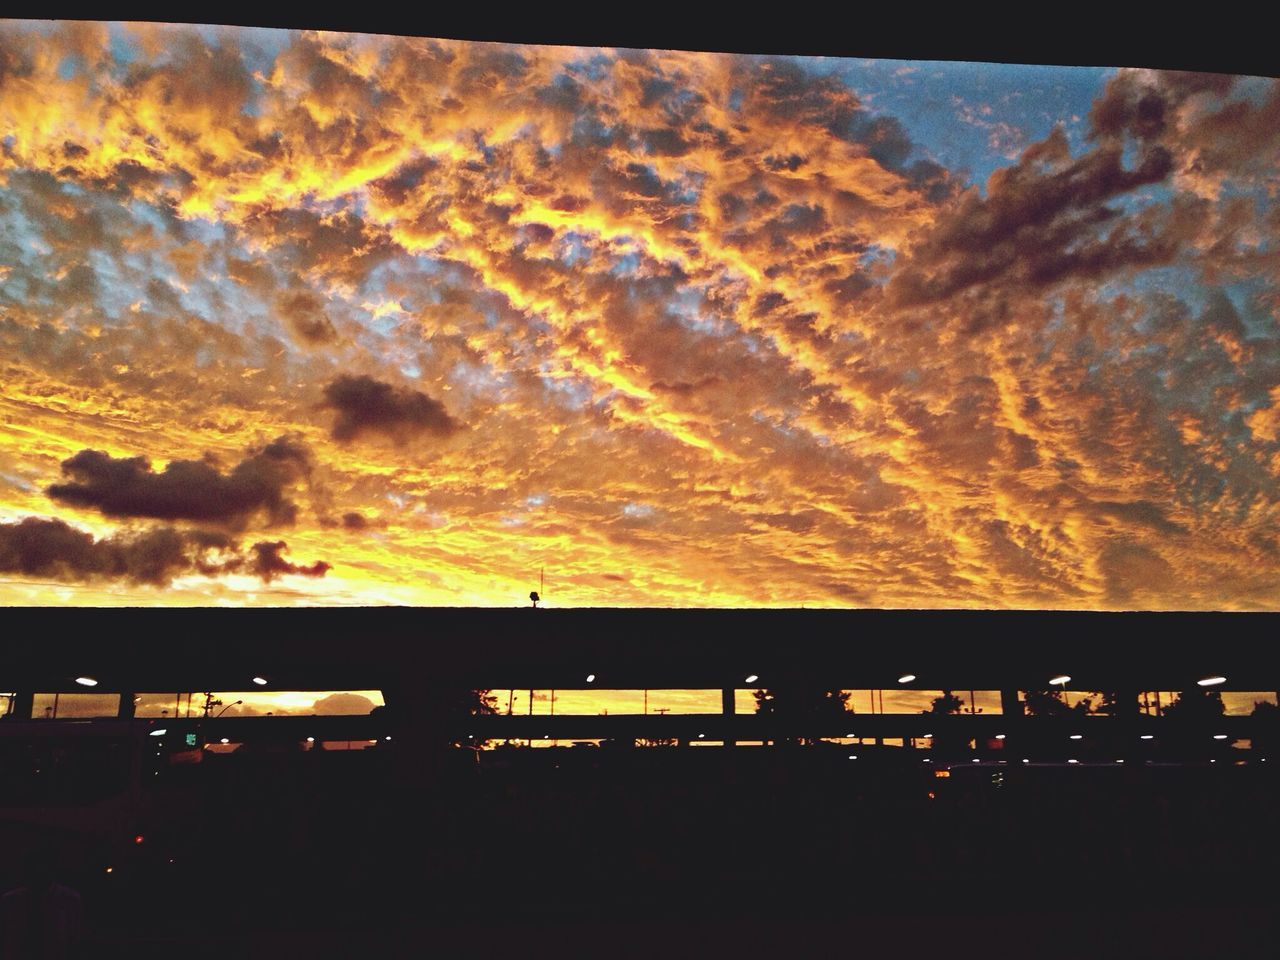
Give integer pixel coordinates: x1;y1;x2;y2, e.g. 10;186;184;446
5;746;1277;957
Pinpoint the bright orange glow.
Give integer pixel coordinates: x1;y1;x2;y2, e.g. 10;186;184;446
0;23;1276;612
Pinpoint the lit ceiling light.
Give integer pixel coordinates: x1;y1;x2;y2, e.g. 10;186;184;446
1049;675;1070;686
1140;734;1155;740
697;733;705;739
251;676;268;686
219;738;229;745
848;755;857;760
306;737;315;743
1067;759;1079;764
923;732;933;738
995;734;1006;740
74;676;98;687
1197;675;1226;687
972;758;980;763
1116;759;1124;764
149;728;167;737
585;674;596;683
922;758;931;763
384;736;392;741
1021;759;1029;763
744;675;758;684
847;732;856;738
1069;734;1083;740
897;674;916;684
1213;734;1228;740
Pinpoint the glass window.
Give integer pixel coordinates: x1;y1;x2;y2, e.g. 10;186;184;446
31;693;120;718
500;689;722;715
133;690;385;718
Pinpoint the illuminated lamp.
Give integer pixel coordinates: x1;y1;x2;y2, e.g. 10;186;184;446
1197;676;1226;687
74;677;98;687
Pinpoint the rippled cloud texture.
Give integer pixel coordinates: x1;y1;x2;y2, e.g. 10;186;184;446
1;22;1277;608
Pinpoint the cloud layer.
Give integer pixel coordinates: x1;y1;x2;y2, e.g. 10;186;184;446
0;24;1276;608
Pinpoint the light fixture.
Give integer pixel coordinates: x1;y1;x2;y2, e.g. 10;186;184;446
306;737;315;743
1021;758;1029;763
745;674;758;684
384;736;392;741
847;732;856;738
219;738;229;744
697;732;705;739
1140;734;1155;740
1115;759;1124;764
923;732;932;738
922;758;932;763
1069;734;1083;740
74;676;98;687
149;728;167;737
1213;734;1228;740
1049;675;1070;686
848;755;857;760
585;674;595;683
251;676;268;686
995;734;1006;740
1068;759;1079;764
972;758;980;763
1197;675;1226;687
897;674;916;684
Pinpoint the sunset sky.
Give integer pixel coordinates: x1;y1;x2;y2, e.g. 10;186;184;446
1;21;1278;608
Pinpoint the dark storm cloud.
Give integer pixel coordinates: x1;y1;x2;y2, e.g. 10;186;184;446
1094;500;1189;537
0;517;188;585
47;435;312;529
321;374;460;444
0;516;328;586
275;289;338;345
247;540;331;581
1089;71;1235;144
341;511;369;530
889;127;1178;310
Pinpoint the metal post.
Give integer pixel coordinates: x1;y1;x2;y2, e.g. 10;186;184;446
722;687;736;747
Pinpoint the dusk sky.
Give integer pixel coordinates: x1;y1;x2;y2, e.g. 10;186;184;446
1;21;1278;608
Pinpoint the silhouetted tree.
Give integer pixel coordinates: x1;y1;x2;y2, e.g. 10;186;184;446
1023;689;1092;717
1087;691;1128;715
1249;700;1276;757
456;689;498;748
754;687;852;744
1162;688;1225;720
927;691;964;715
923;690;967;756
1156;687;1227;755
